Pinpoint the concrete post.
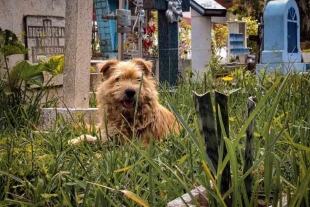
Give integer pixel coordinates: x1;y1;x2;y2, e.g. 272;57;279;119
191;9;212;78
63;0;93;108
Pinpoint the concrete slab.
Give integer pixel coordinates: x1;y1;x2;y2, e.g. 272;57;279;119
256;62;310;74
167;186;208;207
39;108;98;131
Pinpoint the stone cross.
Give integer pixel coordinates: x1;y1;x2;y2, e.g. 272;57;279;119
63;0;93;108
144;0;190;86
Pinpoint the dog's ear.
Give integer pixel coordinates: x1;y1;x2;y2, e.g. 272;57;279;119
99;59;118;79
132;58;153;76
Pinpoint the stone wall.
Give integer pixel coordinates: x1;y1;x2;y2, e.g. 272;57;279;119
0;0;66;67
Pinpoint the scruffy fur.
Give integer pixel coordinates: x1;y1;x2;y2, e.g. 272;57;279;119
70;58;179;145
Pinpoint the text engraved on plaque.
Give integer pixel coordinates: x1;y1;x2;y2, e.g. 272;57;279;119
25;16;65;63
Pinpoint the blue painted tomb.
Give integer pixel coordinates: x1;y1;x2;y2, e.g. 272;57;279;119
256;0;309;73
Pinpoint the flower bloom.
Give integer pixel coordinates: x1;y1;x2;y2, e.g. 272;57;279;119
221;76;233;82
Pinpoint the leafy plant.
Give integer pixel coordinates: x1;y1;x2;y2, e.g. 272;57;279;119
205;55;227;78
212;23;228;54
241;17;258;52
39;55;65;76
0;28;59;130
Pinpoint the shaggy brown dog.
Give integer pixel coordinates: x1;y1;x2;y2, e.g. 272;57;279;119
70;58;179;145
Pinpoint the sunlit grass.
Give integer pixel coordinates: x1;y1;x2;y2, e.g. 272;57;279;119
1;69;310;206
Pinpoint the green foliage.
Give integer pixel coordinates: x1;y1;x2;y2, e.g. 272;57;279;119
228;0;264;20
212;17;258;54
1;69;310;206
9;60;45;88
0;28;58;130
1;28;310;206
0;28;29;57
39;55;65;76
241;17;258;52
212;23;228;53
205;55;227;78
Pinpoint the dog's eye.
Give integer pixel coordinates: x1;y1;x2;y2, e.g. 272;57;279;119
137;78;141;82
115;77;120;82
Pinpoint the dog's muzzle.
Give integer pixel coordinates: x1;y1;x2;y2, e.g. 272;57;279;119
125;89;136;98
122;89;136;109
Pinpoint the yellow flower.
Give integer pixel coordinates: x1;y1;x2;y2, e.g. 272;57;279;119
221;76;233;82
229;117;236;122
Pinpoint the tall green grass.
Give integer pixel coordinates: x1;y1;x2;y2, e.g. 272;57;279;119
1;69;310;206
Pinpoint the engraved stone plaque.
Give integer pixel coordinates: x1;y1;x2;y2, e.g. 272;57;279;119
25;15;65;63
116;9;131;27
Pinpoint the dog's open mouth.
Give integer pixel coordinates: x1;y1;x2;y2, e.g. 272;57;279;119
122;100;135;109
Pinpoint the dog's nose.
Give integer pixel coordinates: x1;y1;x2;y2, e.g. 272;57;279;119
125;89;136;98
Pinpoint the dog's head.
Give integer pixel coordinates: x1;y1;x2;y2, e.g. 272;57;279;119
98;58;158;110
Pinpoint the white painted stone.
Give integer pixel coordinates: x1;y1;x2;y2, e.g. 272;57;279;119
191;9;212;78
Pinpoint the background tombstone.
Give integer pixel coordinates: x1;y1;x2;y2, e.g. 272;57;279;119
256;0;309;73
39;0;97;130
144;0;190;86
24;16;65;63
190;0;226;78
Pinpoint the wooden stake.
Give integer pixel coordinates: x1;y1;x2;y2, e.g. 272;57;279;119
243;96;256;202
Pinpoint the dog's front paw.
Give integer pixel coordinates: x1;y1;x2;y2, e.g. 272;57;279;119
69;135;97;145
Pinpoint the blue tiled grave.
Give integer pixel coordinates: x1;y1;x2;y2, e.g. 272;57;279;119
94;0;118;58
256;0;309;73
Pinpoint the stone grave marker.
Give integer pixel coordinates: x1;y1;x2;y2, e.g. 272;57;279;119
144;0;190;86
25;15;65;63
256;0;309;73
39;0;96;131
190;0;226;77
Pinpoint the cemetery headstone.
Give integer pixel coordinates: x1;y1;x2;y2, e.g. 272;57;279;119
256;0;309;73
190;0;226;77
25;16;65;63
39;0;96;131
144;0;190;86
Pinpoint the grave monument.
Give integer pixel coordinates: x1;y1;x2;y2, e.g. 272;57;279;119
40;0;97;130
256;0;309;73
190;0;226;78
144;0;190;86
25;16;65;63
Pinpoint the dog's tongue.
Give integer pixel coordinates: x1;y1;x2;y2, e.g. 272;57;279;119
123;101;134;109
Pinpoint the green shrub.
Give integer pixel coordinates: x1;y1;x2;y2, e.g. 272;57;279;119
0;28;60;130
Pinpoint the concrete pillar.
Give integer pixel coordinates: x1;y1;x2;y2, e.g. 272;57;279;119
191;9;212;78
63;0;93;108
